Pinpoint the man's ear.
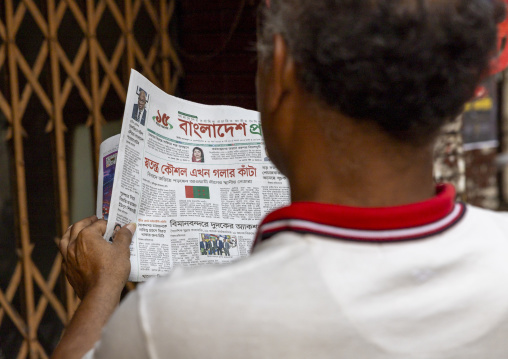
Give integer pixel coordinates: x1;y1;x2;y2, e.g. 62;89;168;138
267;34;297;113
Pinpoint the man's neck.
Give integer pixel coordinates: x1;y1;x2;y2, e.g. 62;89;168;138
285;105;437;207
289;161;436;207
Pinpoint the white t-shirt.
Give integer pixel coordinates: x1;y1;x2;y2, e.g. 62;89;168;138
85;185;508;358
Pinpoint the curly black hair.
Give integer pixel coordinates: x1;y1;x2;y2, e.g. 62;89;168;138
258;0;506;143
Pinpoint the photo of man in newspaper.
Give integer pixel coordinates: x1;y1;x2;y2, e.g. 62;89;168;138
199;234;237;257
131;86;149;126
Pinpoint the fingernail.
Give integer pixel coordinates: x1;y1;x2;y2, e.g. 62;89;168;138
126;223;136;235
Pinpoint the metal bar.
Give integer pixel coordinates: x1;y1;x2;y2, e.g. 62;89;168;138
15;45;52;116
132;40;158;85
5;0;36;356
104;0;126;33
141;0;159;29
99;37;126;101
57;41;93;108
49;0;78;321
32;263;67;324
0;287;27;338
160;0;170;93
21;0;49;37
0;262;21;324
16;342;28;359
125;0;135;72
63;0;88;33
95;44;126;100
87;0;103;179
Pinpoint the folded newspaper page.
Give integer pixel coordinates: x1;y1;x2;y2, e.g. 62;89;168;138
97;70;290;282
96;134;120;221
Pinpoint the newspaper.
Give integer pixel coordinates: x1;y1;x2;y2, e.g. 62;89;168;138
97;70;290;282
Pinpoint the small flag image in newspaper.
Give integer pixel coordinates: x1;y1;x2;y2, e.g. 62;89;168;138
185;186;210;199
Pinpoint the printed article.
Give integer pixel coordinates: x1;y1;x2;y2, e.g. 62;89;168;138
99;70;290;282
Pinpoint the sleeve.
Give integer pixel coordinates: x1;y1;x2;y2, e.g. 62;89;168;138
81;289;151;359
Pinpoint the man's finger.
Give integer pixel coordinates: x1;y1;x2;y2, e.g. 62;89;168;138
59;230;70;260
59;221;85;261
59;225;72;246
78;219;108;238
112;223;136;249
69;215;98;243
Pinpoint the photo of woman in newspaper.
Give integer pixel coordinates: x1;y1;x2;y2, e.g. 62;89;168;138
192;147;204;162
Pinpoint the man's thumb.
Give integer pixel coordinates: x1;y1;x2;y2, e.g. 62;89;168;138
113;223;136;247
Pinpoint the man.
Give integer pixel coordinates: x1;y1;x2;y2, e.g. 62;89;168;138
199;238;207;255
209;236;217;255
216;235;224;256
223;238;231;257
54;0;508;358
131;89;147;126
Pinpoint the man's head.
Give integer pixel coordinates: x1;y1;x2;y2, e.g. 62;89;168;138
257;0;505;145
138;90;147;111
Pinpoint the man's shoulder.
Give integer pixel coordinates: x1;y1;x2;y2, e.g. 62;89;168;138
128;236;345;357
464;204;508;232
136;234;316;315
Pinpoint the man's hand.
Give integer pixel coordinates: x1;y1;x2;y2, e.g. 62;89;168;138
58;216;135;299
53;217;136;359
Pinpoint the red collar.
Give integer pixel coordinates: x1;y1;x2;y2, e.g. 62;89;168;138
254;184;465;244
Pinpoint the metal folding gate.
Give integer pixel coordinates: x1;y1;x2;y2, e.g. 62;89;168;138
0;0;180;357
